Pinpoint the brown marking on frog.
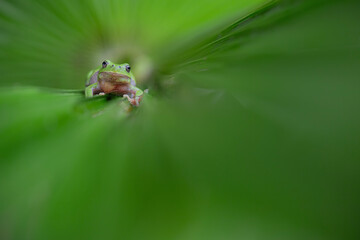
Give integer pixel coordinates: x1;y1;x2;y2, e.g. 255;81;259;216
98;72;131;96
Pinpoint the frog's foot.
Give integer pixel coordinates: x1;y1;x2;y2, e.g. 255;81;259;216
123;94;142;106
85;82;101;98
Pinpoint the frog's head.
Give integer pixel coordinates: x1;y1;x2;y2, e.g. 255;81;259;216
98;60;135;86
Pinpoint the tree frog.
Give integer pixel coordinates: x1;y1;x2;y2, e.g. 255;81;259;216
85;60;144;106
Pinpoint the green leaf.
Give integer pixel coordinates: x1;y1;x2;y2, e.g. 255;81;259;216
1;0;359;239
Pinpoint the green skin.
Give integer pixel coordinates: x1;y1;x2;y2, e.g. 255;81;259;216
85;60;143;106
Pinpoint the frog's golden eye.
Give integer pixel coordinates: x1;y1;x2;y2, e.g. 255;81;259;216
126;65;131;73
102;61;108;68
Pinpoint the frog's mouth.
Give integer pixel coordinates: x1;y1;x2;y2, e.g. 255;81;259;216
99;72;130;84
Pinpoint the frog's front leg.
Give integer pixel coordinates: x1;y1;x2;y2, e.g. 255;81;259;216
123;86;144;106
85;82;101;98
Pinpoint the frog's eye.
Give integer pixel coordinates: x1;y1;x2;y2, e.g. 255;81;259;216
126;65;131;73
102;61;108;68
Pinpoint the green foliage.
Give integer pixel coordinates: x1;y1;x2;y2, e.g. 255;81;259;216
1;0;360;239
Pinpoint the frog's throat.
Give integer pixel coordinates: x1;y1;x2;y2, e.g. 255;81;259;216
98;71;130;83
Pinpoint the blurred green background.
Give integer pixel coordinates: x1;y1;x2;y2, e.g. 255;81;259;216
1;0;360;239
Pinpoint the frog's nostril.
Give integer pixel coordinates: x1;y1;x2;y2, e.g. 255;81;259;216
111;65;114;67
118;66;121;69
